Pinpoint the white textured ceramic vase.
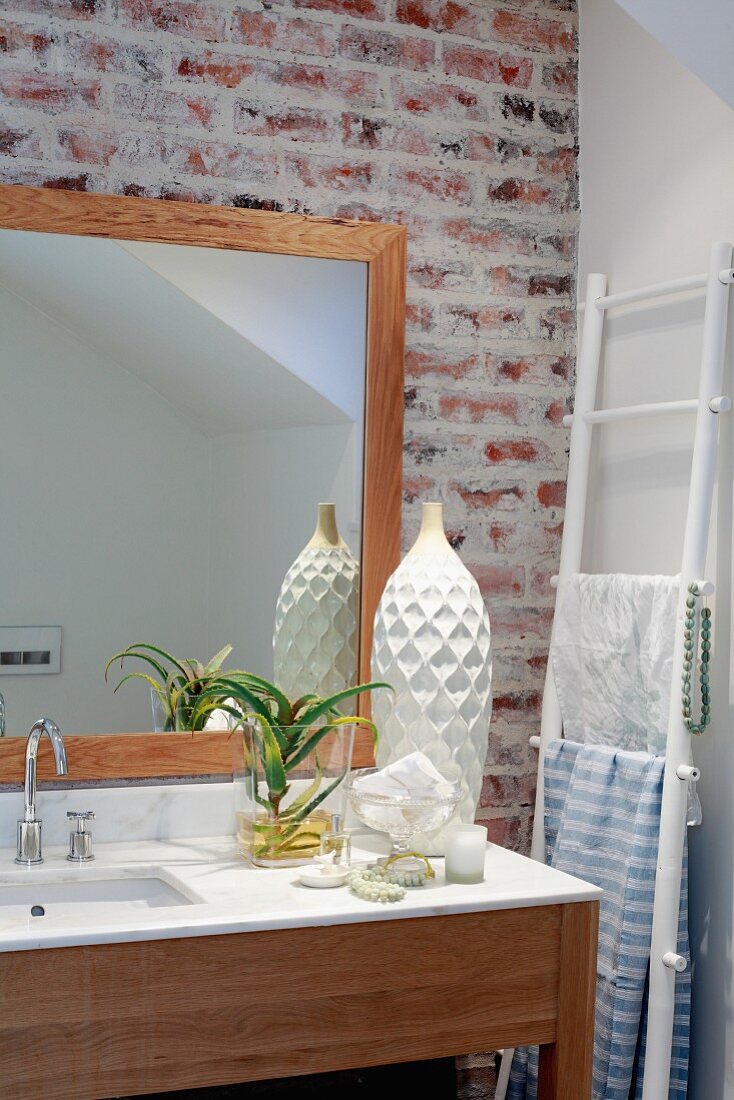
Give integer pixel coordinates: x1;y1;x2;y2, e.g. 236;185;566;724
273;503;360;700
372;502;492;853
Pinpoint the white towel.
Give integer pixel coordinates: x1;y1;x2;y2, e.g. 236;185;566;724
551;573;679;754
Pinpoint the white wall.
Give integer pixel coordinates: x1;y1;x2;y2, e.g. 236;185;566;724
579;2;734;1096
614;0;734;111
0;285;212;735
122;241;368;422
207;424;360;680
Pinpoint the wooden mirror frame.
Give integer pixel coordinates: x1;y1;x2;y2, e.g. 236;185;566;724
0;184;405;784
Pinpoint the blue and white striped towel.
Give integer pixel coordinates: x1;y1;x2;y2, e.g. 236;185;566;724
507;739;690;1100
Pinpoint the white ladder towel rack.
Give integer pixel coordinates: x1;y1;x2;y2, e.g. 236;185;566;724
496;242;733;1100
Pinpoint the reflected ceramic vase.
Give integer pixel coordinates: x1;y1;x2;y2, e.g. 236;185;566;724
273;503;359;700
371;502;492;854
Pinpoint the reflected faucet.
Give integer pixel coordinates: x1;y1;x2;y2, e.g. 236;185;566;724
16;718;68;866
0;693;4;737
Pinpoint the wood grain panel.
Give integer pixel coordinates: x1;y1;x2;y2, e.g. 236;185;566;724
0;184;402;261
359;231;407;689
0;183;406;780
0;906;563;1100
538;900;598;1099
0;727;374;785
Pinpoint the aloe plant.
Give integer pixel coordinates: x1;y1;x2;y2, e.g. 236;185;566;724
105;643;238;732
190;672;391;861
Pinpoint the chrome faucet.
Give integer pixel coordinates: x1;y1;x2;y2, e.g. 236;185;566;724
0;693;4;737
16;718;68;866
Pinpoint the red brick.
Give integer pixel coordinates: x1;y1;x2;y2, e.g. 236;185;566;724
339;25;434;70
438;393;528;425
0;124;41;158
405;347;479;380
469;562;525;598
443;304;526;339
542;59;577;95
539;99;576;134
286;154;373;192
443;45;532;89
488;520;562;555
482;770;537;807
450;481;526;511
486;352;570;387
232;10;336;57
404;435;451;466
484;438;552;465
477;813;526;850
341;113;432;156
5;0;98;18
530;567;555;597
0;20;55;59
234;102;336;143
486;605;555;643
392;75;486;122
537;305;575;342
486;264;573;298
491;11;577;54
146;138;278;181
396;0;478;35
405;300;435;332
57;128;119;165
403;473;435;503
443;215;571;259
390;165;472;206
64;31;167;79
493;691;543;724
461;131;524;165
487;177;564;211
537;480;566;508
0;73;100;112
119;0;227;42
113;84;216;129
543;398;567;426
177;51;255;88
409;258;475;290
183;55;380;103
292;0;386;21
536;144;577;177
276;62;380;105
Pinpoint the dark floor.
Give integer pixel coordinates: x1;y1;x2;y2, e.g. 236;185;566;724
112;1059;458;1099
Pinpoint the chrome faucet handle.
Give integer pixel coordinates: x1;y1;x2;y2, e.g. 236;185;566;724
67;811;95;863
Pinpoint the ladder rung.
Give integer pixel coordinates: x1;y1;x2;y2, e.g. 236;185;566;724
580;273;707;313
562;396;731;428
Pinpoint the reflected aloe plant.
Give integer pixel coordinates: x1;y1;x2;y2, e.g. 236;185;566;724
105;642;238;732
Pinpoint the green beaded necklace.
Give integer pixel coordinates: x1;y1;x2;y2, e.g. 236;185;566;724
682;581;712;735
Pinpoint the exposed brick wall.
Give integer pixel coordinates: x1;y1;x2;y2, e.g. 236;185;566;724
0;0;578;855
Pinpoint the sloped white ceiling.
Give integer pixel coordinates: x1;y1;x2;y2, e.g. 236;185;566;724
0;230;366;435
614;0;734;109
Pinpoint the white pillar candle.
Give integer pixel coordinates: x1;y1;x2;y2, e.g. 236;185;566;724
444;824;487;884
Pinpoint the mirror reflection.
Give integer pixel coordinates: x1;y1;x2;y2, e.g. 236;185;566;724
0;229;366;735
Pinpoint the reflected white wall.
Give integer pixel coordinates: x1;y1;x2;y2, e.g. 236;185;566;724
579;2;734;1096
0;284;212;735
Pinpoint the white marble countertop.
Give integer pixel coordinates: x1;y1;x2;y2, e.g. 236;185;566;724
0;834;601;953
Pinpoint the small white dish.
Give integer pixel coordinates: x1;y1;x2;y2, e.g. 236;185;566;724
297;866;350;889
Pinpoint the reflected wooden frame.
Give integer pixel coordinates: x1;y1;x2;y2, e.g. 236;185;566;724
0;183;406;783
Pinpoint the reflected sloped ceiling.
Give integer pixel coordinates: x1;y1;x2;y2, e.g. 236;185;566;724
0;230;357;435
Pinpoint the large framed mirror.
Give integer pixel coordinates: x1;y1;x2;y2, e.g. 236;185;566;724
0;184;405;782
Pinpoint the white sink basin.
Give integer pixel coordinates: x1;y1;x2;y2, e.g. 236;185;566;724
0;867;201;919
